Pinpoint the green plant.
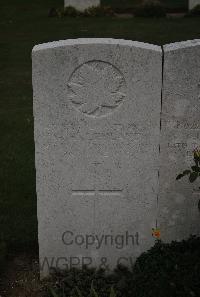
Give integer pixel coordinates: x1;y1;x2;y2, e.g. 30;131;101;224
187;4;200;16
176;148;200;183
108;287;116;297
49;287;59;297
64;6;81;17
48;236;200;297
49;281;117;297
83;6;114;17
134;0;166;17
176;148;200;210
62;5;114;18
48;7;64;18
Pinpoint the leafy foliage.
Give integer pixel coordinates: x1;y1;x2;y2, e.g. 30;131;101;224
48;266;118;297
63;6;82;17
84;6;114;17
60;5;114;18
48;237;200;297
49;280;117;297
132;236;200;297
48;7;62;18
176;149;200;184
188;4;200;16
176;148;200;210
134;0;166;17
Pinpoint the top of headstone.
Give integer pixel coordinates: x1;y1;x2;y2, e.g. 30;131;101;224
164;39;200;52
32;38;162;53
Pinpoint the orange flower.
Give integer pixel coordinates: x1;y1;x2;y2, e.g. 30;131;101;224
152;228;161;239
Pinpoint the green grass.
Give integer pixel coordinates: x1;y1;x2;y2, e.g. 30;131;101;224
0;0;200;251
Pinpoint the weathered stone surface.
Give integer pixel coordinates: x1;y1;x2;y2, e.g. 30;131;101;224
159;40;200;242
64;0;100;11
32;38;162;278
189;0;200;10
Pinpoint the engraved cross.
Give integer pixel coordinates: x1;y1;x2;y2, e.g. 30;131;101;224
72;189;123;197
72;161;123;197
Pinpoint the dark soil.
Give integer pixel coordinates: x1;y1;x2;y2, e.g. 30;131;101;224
0;253;47;297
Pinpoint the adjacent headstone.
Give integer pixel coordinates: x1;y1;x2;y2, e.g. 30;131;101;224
159;40;200;242
64;0;100;11
32;38;162;278
189;0;200;10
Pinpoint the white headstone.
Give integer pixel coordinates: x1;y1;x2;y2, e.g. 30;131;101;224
32;38;162;278
159;40;200;242
189;0;200;10
64;0;100;11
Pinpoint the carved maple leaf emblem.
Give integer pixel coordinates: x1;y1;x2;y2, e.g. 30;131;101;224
68;61;126;117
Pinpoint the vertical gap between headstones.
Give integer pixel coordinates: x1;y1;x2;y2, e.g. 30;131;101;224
156;45;164;229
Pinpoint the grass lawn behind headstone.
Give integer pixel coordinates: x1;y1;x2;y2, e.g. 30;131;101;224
0;0;200;252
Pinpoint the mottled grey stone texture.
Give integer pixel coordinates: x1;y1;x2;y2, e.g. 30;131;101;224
159;40;200;242
32;38;162;278
64;0;100;11
189;0;200;10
